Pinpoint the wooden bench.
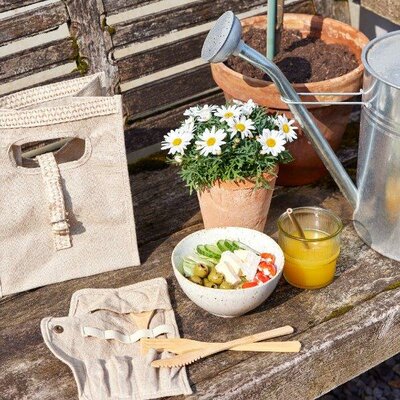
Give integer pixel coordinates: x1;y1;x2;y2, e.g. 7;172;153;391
2;138;400;399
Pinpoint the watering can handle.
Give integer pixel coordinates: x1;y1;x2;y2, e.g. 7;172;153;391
281;90;371;107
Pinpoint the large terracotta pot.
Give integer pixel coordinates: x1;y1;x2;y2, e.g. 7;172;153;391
197;169;278;231
210;14;369;186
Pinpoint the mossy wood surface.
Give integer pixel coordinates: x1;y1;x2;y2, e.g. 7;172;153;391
1;150;400;399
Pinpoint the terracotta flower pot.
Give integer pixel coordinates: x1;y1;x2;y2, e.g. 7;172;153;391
210;14;369;186
197;168;278;232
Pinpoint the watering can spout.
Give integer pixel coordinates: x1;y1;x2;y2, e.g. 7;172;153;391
201;11;359;209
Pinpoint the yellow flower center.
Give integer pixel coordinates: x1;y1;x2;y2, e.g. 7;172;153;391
282;124;290;134
235;123;245;132
172;137;182;146
207;137;216;146
266;138;276;148
224;111;234;118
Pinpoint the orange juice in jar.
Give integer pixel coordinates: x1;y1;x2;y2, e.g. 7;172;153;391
278;207;343;289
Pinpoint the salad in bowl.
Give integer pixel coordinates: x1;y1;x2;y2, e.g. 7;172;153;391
182;239;278;289
172;227;284;317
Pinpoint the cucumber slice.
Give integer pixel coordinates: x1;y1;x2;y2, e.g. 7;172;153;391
187;255;216;267
224;240;236;252
204;244;222;259
182;259;195;277
227;240;241;250
197;244;213;258
217;240;230;252
232;240;245;250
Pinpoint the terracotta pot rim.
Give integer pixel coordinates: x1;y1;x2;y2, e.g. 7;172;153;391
214;13;369;97
199;166;279;191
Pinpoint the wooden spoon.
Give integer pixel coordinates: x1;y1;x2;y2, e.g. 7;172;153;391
129;310;155;330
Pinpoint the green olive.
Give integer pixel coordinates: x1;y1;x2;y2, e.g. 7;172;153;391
189;275;203;285
204;278;218;289
219;280;234;289
208;268;224;285
194;264;209;278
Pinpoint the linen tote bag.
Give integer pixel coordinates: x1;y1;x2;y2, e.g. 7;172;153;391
0;73;140;297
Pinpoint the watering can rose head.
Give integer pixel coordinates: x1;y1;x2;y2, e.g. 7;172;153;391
161;99;298;192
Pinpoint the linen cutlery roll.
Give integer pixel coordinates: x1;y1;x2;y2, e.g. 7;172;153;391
41;278;192;399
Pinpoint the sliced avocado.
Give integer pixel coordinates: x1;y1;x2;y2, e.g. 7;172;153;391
217;239;230;252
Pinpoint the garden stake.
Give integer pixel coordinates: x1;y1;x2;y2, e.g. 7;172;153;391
266;0;277;60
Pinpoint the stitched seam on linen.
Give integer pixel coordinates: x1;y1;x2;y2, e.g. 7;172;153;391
0;98;117;128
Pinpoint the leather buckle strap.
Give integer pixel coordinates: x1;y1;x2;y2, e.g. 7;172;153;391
37;152;72;250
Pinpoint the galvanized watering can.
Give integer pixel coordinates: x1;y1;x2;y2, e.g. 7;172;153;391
202;11;400;261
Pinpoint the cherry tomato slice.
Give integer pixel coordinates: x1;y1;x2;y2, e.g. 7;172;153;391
259;261;277;276
256;272;270;283
242;281;258;288
260;252;276;264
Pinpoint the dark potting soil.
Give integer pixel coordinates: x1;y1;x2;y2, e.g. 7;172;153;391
226;28;359;83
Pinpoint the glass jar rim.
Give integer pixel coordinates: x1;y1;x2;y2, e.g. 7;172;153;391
277;206;343;242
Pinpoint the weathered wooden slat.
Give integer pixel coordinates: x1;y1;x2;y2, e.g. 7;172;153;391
0;2;68;46
118;33;207;82
124;92;225;152
362;0;400;25
113;0;314;47
0;70;82;97
1;159;400;399
65;0;118;94
0;0;43;12
116;0;314;83
112;0;266;47
103;0;163;15
313;0;350;24
123;64;216;119
0;39;74;84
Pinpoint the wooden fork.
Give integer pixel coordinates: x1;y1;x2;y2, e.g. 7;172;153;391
142;337;301;354
151;325;298;368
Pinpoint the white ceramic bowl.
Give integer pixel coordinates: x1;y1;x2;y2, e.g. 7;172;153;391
172;227;284;318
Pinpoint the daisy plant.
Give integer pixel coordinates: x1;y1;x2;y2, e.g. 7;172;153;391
162;99;298;193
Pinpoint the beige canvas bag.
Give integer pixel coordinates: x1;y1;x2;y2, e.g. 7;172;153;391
0;73;140;297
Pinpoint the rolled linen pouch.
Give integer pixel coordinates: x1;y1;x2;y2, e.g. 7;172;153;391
41;278;193;399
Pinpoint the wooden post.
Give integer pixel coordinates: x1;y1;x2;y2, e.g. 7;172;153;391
63;0;119;94
275;0;284;55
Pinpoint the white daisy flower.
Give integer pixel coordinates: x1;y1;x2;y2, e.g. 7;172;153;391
174;154;183;164
195;126;226;156
232;99;244;106
195;105;216;122
183;106;200;118
214;104;241;123
229;116;256;139
276;115;298;142
257;129;286;157
161;128;192;155
181;117;195;136
241;99;257;116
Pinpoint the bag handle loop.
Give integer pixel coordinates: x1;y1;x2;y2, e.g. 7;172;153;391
37;152;72;251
